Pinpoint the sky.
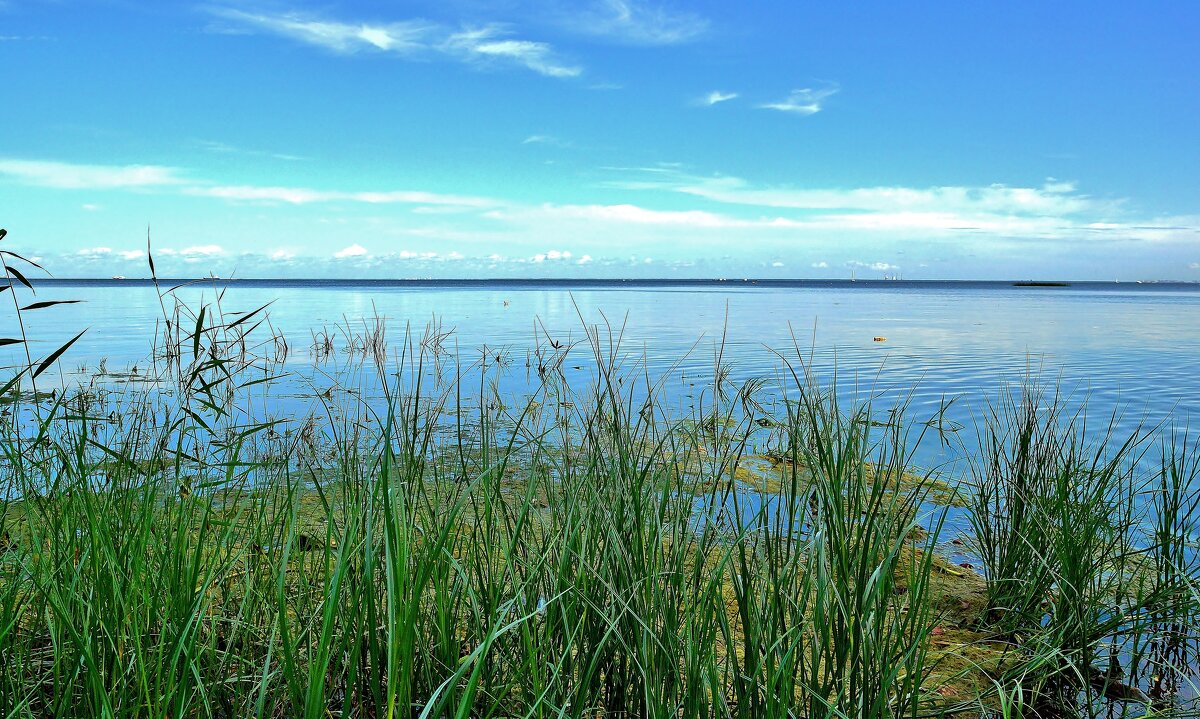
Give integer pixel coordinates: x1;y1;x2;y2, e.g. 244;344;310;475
1;1;1198;280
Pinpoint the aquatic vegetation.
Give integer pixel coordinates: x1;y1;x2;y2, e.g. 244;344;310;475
965;382;1200;714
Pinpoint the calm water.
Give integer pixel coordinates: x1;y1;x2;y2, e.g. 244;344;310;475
4;279;1200;471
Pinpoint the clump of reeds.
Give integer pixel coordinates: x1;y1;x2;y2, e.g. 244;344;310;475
966;380;1200;715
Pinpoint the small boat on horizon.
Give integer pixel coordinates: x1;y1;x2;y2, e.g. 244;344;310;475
111;275;126;280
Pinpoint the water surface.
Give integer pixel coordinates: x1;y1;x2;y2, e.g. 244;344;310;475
5;279;1199;471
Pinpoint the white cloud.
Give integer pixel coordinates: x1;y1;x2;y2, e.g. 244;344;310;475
522;134;572;147
191;138;305;162
758;85;840;115
153;244;224;264
81;203;101;211
182;245;224;256
211;9;579;78
443;26;581;78
562;0;708;45
208;8;432;54
490;199;1140;243
1190;262;1200;270
656;175;1096;216
170;245;226;264
334;244;368;258
186;184;496;207
1043;178;1077;194
397;250;440;260
119;250;145;261
77;247;113;259
0;158;183;189
529;250;575;263
15;154;1200;281
698;90;738;106
495;203;740;228
771;261;784;268
847;260;899;272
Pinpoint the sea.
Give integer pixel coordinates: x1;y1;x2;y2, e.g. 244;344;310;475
3;278;1200;477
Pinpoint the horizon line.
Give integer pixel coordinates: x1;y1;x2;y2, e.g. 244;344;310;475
23;277;1198;285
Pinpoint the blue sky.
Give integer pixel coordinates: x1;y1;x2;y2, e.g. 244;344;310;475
1;1;1198;279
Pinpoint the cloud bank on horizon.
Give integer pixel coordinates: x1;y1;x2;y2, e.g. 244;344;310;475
1;1;1197;279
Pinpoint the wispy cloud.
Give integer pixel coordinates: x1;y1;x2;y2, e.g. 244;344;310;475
443;26;581;77
76;247;113;260
561;0;709;45
208;8;579;78
190;138;305;162
610;169;1105;217
76;247;142;262
153;245;227;263
207;8;432;53
186;245;224;256
185;184;497;207
758;84;840;115
594;167;1200;244
490;203;741;228
522;134;573;147
0;159;184;189
697;90;738;106
12;155;1200;281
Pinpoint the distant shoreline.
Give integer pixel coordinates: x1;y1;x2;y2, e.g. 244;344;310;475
23;277;1200;290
